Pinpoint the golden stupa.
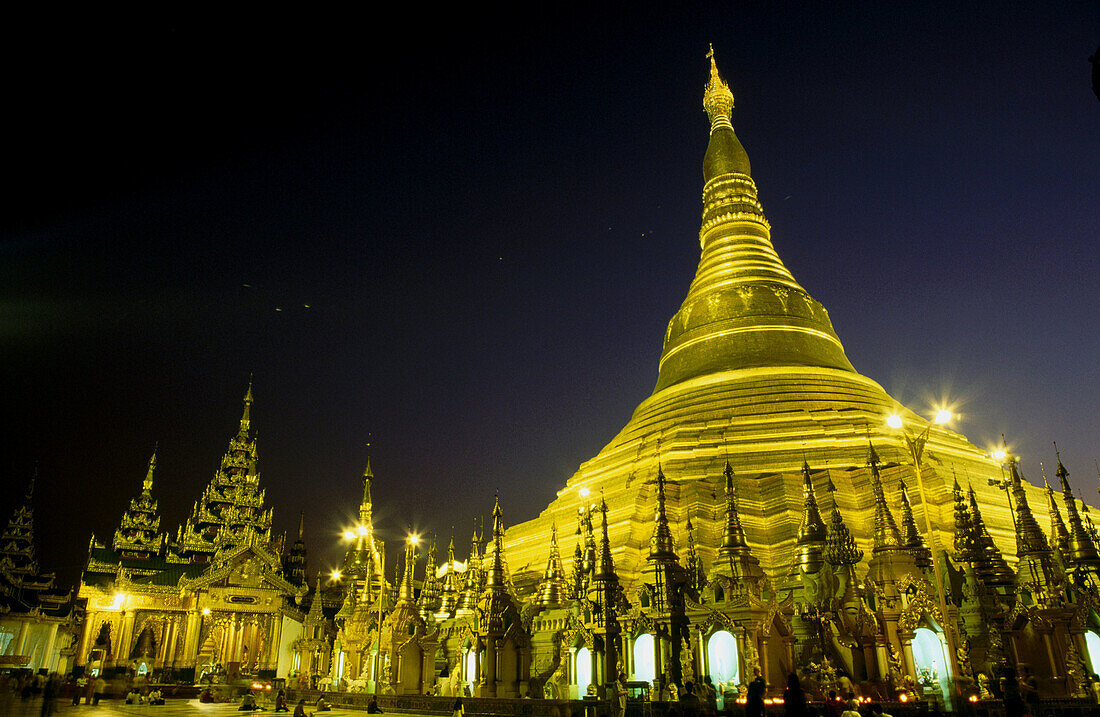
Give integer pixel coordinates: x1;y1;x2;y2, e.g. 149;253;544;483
504;50;1057;589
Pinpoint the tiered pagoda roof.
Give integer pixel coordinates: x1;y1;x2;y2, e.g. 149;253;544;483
171;380;274;563
0;478;70;618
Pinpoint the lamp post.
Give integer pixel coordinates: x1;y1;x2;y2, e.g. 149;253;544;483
886;409;960;699
987;443;1018;533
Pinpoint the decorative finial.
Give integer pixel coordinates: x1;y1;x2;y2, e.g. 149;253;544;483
703;44;735;130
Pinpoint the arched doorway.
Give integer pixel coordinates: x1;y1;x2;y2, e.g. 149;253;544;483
1085;631;1100;674
634;634;655;683
912;628;950;700
707;630;739;690
464;649;477;687
576;647;592;696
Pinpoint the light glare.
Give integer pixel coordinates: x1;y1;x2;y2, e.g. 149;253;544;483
886;414;903;429
934;409;952;424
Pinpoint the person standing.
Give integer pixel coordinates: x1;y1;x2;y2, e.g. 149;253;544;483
746;667;766;717
783;673;807;717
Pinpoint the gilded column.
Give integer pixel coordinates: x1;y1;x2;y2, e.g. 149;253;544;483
75;611;98;667
163;618;178;669
117;611;136;666
180;611;201;668
266;614;282;672
42;623;60;672
899;632;916;679
14;621;31;657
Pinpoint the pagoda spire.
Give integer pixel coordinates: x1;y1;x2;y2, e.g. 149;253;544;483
595;500;616;582
898;478;932;569
1009;460;1050;559
952;476;975;562
713;460;764;581
866;443;903;552
485;494;508;589
307;571;325;620
455;522;482;614
719;461;749;552
1057;456;1100;568
649;463;677;560
418;535;440;619
653;47;855;393
824;475;863;567
436;534;459;616
238;375;254;436
398;536;418;603
795;460;827;573
535;524;566;608
1043;464;1072;557
172;380;271;562
0;477;41;584
967;483;1015;587
284;509;308;586
112;449;166;558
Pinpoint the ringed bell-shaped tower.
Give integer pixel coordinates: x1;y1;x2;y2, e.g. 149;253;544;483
656;46;855;392
504;49;1048;589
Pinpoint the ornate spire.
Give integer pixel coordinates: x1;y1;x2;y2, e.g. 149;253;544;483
307;571;325;621
113;449;165;558
398;536;418;602
1057;457;1100;568
595;499;616;580
898;479;932;569
0;478;42;584
866;443;903;551
649;463;677;561
418;535;440;619
437;534;459;616
795;460;827;573
588;500;621;636
172;380;271;561
239;375;254;436
535;524;566;608
1043;464;1072;557
340;453;379;583
967;483;1015;587
1009;461;1050;558
485;494;508;589
283;509;308;586
825;475;863;567
703;44;735;131
952;476;975;562
719;461;749;553
713;460;764;581
455;522;482;614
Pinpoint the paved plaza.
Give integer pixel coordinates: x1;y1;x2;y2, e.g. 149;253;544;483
0;693;413;717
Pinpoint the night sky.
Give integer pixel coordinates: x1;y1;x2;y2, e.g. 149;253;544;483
5;5;1098;592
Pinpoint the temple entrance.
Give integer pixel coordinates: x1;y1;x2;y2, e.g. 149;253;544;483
633;634;655;683
707;630;739;690
912;628;950;701
464;649;476;688
1085;631;1100;674
576;647;592;695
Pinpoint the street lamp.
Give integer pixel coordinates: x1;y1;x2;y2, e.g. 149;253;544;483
885;409;959;696
987;439;1018;532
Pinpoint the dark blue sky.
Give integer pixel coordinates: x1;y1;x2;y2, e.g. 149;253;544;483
4;5;1098;588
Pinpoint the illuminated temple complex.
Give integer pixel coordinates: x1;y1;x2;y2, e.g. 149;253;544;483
12;49;1096;710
